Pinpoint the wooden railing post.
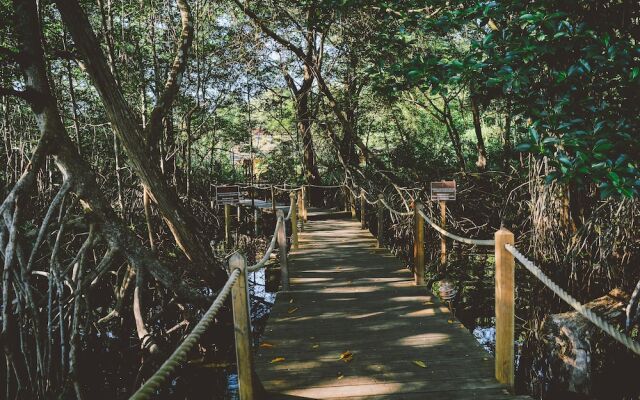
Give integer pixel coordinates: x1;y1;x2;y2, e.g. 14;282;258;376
413;202;425;286
229;253;256;400
271;185;276;214
440;200;447;265
277;209;289;291
495;228;515;390
224;203;232;248
302;186;308;222
377;194;384;248
290;192;298;250
297;191;304;232
349;188;356;219
360;189;366;230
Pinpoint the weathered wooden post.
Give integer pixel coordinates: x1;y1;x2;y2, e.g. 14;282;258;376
302;186;308;222
271;185;276;213
440;200;447;264
290;192;298;250
360;189;366;230
349;188;357;219
377;194;384;248
413;202;425;286
229;253;256;400
276;209;289;291
495;228;515;390
224;203;232;248
297;191;305;232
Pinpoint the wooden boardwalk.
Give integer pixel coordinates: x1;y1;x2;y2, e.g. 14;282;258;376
255;217;530;399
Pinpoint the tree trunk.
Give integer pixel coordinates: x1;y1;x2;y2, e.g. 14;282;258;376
54;0;220;282
13;0;212;300
470;95;487;171
521;289;640;399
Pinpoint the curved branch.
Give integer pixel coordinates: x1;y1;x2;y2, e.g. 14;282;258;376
145;0;194;147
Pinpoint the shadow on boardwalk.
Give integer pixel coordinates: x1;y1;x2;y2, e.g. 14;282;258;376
255;218;531;400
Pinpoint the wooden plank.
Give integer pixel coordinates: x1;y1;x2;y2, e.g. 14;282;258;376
255;217;529;399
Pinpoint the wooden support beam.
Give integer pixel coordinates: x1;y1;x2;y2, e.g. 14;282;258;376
360;189;366;230
225;203;232;248
495;228;515;390
377;194;384;248
290;192;298;250
271;185;276;213
440;200;447;265
302;186;308;222
277;209;289;291
413;202;425;286
298;191;305;232
229;253;256;400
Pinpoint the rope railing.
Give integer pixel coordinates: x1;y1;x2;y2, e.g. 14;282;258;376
379;198;412;216
130;193;298;399
506;244;640;356
417;208;495;246
248;216;282;273
130;268;241;399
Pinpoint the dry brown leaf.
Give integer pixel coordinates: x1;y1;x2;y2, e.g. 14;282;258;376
287;307;299;314
447;319;454;324
413;360;427;368
339;351;353;363
271;357;285;363
260;342;274;349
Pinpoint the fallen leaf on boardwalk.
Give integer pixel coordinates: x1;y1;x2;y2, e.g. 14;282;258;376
482;357;489;361
312;344;320;349
447;319;454;324
259;342;274;349
287;307;299;314
339;351;353;363
337;372;344;380
413;360;427;368
271;357;285;363
289;298;294;304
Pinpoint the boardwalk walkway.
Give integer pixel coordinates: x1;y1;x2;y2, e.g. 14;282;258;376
254;216;531;399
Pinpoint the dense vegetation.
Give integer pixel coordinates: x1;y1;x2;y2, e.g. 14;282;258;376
0;0;638;398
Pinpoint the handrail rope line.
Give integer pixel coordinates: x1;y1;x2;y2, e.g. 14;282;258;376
284;197;294;220
130;268;242;399
131;212;286;399
417;209;495;246
379;198;413;216
248;215;283;273
505;244;640;356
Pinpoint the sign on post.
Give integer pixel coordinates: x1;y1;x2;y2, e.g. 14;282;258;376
430;180;456;201
215;185;241;205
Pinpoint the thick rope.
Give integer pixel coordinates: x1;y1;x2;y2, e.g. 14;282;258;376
248;216;282;273
506;244;640;356
130;210;287;398
418;209;495;246
129;268;242;399
379;198;412;216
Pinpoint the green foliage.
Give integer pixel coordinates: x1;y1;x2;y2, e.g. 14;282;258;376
371;0;640;197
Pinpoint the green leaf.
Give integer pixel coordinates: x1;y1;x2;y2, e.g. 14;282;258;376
515;143;532;152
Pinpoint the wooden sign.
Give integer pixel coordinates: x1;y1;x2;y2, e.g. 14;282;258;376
215;185;241;205
430;180;456;201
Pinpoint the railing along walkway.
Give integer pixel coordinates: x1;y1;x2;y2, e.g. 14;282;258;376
255;216;530;399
